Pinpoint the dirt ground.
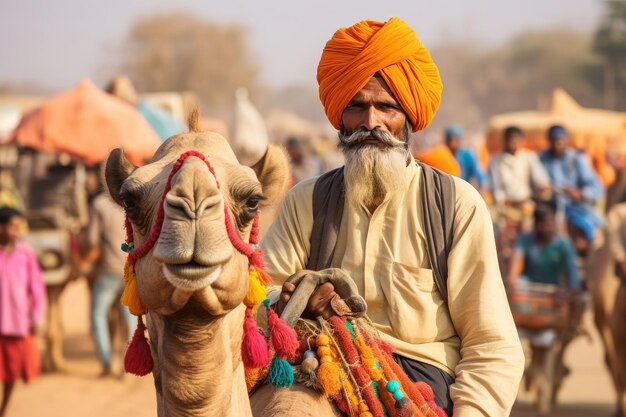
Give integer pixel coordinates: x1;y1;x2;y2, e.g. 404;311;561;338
4;279;618;417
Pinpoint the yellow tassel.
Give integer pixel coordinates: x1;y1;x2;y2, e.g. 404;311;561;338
354;336;383;381
245;367;264;392
341;368;360;411
244;268;267;308
121;261;146;316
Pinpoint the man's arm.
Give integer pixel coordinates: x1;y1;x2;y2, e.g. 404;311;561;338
575;153;604;203
261;178;315;285
27;247;46;331
447;180;524;417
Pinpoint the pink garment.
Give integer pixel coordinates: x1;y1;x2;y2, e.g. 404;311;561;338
0;242;45;337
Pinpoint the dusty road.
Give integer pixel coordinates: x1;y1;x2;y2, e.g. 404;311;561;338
5;279;617;417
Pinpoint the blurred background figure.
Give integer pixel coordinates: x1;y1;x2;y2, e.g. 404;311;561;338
488;126;551;276
285;136;323;185
488;126;551;211
0;207;45;417
508;203;582;413
444;124;485;189
105;75;185;142
509;203;581;291
76;168;132;377
540;125;605;255
415;141;461;176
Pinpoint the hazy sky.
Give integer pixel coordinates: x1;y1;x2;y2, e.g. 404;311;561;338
0;0;604;92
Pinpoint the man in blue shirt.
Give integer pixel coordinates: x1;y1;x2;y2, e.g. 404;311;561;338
540;125;604;252
445;125;485;189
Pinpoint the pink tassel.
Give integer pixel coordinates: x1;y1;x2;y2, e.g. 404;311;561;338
267;308;299;359
124;316;153;376
242;309;270;368
415;381;435;402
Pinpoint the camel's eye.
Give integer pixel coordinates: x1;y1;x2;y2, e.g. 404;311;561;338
244;195;262;213
119;192;138;214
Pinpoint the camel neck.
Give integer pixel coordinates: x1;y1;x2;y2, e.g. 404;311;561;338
153;303;249;417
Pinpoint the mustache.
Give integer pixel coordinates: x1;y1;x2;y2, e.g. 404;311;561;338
338;128;406;149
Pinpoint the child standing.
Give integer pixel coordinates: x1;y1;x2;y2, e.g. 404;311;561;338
0;207;45;417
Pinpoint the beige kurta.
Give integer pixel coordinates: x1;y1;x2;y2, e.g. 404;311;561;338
261;158;524;417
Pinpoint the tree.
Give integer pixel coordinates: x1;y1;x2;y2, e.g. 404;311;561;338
429;28;602;132
121;12;262;118
593;0;626;109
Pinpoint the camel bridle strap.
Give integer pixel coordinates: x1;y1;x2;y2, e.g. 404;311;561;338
123;150;261;267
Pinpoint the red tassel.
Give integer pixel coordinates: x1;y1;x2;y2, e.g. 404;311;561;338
415;381;435;403
267;308;299;359
249;250;267;274
124;316;154;376
242;309;270;368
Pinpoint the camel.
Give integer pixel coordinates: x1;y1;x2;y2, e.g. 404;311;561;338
587;204;626;417
104;117;289;417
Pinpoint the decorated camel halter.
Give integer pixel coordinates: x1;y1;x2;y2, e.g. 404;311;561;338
120;150;298;381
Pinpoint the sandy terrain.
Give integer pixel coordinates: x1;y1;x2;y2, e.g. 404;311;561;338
5;279;617;417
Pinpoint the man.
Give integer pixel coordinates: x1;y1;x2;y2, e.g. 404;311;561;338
487;126;550;208
257;18;524;417
79;173;133;377
286;137;324;185
445;125;485;188
540;125;604;253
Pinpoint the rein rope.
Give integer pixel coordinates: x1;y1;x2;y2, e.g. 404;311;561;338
124;150;260;267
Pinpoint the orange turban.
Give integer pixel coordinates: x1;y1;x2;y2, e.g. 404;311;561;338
317;17;443;132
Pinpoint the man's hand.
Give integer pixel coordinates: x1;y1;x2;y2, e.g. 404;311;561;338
563;187;583;202
276;280;337;320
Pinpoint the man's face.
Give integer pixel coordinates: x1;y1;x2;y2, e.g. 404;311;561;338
504;133;522;154
446;136;461;153
0;216;22;244
535;217;555;241
550;136;568;157
341;77;408;142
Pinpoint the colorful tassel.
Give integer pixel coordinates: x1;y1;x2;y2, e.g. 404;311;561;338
241;308;270;368
268;355;294;387
316;334;343;397
394;397;415;417
244;268;267;308
359;401;374;417
415;381;435;403
267;308;299;359
245;367;263;392
122;261;146;316
124;316;153;376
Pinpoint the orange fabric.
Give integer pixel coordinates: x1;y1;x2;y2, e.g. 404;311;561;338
415;145;461;177
317;17;442;132
590;147;616;187
9;80;160;166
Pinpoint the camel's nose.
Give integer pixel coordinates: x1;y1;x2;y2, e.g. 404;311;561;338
156;157;232;267
164;157;223;221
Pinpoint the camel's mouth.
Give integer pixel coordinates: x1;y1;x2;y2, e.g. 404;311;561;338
162;262;222;290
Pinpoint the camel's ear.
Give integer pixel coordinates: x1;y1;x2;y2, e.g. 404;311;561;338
105;148;137;206
251;144;289;206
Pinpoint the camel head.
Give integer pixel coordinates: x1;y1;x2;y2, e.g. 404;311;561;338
105;125;288;317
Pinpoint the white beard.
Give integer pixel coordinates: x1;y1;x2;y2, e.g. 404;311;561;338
343;144;408;209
